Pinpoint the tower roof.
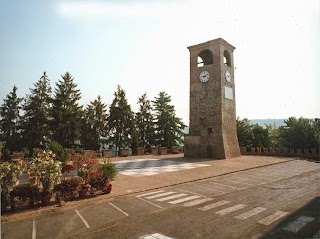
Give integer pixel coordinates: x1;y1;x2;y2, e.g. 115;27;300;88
188;38;235;51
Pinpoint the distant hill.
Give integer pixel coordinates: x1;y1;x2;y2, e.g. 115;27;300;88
249;119;287;128
183;119;287;132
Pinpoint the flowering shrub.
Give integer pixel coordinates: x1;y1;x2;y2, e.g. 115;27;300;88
53;177;82;201
88;175;106;189
88;160;117;193
0;162;11;179
29;150;62;196
0;161;23;204
0;161;23;182
88;171;99;177
62;164;75;174
71;151;99;181
78;164;90;179
10;183;40;207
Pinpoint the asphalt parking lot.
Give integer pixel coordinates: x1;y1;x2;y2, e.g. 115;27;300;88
2;158;320;239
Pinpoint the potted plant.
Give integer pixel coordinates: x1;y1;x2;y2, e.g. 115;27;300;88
11;151;25;160
72;151;99;181
1;191;9;212
0;161;23;211
171;146;179;154
159;147;168;155
98;159;118;182
105;183;112;194
98;160;118;193
88;174;105;195
102;149;112;158
150;146;159;155
119;148;129;157
10;183;40;208
29;150;62;205
136;147;144;155
54;176;82;202
78;181;90;198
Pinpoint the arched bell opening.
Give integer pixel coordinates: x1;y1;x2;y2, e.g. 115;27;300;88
197;49;213;67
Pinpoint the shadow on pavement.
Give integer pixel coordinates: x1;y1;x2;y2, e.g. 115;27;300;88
261;197;320;239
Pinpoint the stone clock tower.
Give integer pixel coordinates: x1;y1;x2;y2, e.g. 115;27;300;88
184;38;241;159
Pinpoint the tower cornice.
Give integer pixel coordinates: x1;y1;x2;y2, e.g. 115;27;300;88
188;38;235;52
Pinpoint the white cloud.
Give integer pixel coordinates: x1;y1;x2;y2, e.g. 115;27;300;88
56;0;189;20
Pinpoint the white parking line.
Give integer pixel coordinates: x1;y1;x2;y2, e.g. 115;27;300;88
251;172;283;179
183;198;213;207
145;192;176;199
255;171;285;179
156;193;187;201
140;233;174;239
215;204;247;216
75;210;90;228
136;196;163;209
258;211;289;226
137;190;166;197
269;170;299;176
222;178;252;186
32;217;36;239
176;188;207;197
234;207;267;220
239;173;275;181
261;168;301;175
313;229;320;238
231;176;264;183
283;216;314;233
193;184;225;193
109;203;129;217
208;181;240;190
168;195;202;204
198;200;230;211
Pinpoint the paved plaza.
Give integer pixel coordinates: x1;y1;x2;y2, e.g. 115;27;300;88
3;155;320;239
115;158;210;176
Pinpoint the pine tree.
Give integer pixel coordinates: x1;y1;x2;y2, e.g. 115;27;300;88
153;92;186;148
50;72;82;148
21;72;52;154
108;85;135;155
136;93;154;147
80;96;108;150
0;85;23;154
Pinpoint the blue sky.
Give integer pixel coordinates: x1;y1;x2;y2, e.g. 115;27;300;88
1;0;319;124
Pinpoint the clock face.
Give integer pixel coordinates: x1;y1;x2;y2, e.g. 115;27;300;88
225;70;231;82
199;70;210;83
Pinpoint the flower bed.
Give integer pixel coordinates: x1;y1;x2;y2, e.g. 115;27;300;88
0;150;118;212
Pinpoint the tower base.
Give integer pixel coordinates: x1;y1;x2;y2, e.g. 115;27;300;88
184;135;241;159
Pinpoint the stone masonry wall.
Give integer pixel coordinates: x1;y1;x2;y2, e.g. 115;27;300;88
240;146;320;159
